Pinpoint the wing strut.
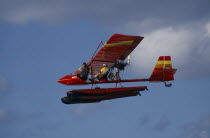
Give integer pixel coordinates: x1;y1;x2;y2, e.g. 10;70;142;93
91;41;104;60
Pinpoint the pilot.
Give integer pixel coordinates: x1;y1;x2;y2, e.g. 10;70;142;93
91;64;109;80
78;62;89;80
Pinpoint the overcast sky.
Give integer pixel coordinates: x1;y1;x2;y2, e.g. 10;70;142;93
1;0;210;138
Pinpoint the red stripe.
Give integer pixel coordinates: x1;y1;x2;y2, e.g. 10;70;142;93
158;56;171;60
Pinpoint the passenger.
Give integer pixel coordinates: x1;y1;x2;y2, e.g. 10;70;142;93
91;64;109;81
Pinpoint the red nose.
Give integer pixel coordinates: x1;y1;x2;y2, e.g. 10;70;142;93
57;75;71;85
57;78;67;84
57;75;87;85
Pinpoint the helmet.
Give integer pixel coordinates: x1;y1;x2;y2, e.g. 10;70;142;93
103;64;107;67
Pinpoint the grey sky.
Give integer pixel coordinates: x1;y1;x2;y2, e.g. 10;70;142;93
0;0;210;24
180;114;210;138
153;115;171;131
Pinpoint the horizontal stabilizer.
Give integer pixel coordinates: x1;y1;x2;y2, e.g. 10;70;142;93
150;56;177;82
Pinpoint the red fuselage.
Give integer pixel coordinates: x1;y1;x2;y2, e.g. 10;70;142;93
57;75;88;85
57;75;149;85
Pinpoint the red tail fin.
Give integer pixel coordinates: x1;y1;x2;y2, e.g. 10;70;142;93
150;56;177;82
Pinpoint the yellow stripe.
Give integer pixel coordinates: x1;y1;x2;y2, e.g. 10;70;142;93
103;40;134;48
157;60;171;64
155;64;172;69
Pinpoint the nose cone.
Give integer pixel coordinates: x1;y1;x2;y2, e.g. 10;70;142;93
57;75;70;85
57;78;65;84
57;75;85;85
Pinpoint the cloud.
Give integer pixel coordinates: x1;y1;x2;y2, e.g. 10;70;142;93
0;109;10;123
72;102;112;116
205;22;210;38
129;21;210;79
138;113;172;132
139;113;151;126
0;77;9;94
0;0;76;24
0;0;209;24
152;115;171;132
72;104;96;116
179;114;210;138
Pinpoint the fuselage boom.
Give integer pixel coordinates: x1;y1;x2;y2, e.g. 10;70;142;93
57;75;149;85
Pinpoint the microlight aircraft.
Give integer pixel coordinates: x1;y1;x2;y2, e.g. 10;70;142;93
57;34;177;104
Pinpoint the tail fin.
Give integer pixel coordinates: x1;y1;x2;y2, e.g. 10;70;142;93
149;56;177;82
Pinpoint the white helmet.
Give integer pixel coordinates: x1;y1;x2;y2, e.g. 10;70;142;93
103;64;107;67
